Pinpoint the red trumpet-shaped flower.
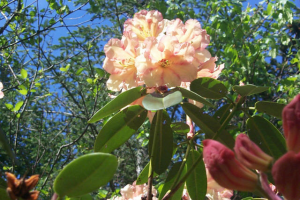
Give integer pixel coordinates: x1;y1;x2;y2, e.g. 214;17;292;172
282;94;300;153
203;139;258;192
272;151;300;200
234;134;273;171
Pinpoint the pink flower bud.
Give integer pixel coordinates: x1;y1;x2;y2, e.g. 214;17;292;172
203;139;258;192
283;94;300;153
234;134;273;171
272;151;300;200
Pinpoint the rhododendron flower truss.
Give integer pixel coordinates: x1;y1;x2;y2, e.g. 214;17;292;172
136;36;197;87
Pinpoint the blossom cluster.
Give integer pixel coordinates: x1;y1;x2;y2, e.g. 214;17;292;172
103;10;223;91
203;94;300;200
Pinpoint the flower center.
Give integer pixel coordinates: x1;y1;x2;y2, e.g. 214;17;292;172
159;59;170;68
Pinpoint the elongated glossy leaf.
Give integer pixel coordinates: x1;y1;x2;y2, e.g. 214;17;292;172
186;150;206;200
213;104;234;124
88;86;146;123
247;116;286;159
94;105;147;153
0;188;10;200
190;77;227;99
170;122;190;135
233;85;269;97
159;162;187;200
142;91;182;111
54;153;117;198
177;87;215;108
182;103;234;149
149;110;173;174
136;162;158;185
255;101;285;119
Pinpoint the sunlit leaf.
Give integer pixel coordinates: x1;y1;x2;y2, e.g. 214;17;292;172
142;91;182;111
136;162;158;185
233;85;269;97
88;86;147;123
170;122;190;135
190;77;227;99
186;150;206;200
94;105;147;153
149;110;173;174
20;69;28;79
54;153;117;198
255;101;285;119
247;116;286;160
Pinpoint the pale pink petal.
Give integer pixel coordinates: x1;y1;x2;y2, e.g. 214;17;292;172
0;82;3;90
193;49;211;67
0;92;4;99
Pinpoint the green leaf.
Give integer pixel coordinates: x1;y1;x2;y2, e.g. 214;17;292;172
247;116;286;160
182;103;234;149
13;101;24;112
213;104;234;124
94;105;147;153
17;89;28;96
136;162;158;185
159;162;186;200
186;150;206;200
149;110;173;174
233;85;269;97
255;101;286;119
170;122;190;135
177;87;215;108
76;68;85;75
190;77;227;99
0;188;10;200
86;78;93;84
54;153;117;198
20;69;28;79
97;189;108;198
95;68;105;78
66;194;93;200
88;86;147;123
267;3;273;15
142;91;182;111
5;104;13;110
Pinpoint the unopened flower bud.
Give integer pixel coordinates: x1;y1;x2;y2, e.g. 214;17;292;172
282;94;300;153
234;134;273;171
272;151;300;200
203;139;258;192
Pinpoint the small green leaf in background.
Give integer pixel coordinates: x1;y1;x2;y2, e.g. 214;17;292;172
0;188;10;200
142;91;182;111
66;194;93;200
95;68;105;78
190;77;228;99
94;105;147;153
54;153;117;198
177;87;215;108
182;103;235;149
149;110;173;174
136;162;158;185
267;3;273;15
255;101;286;119
60;64;70;72
159;162;186;200
186;150;206;200
170;122;190;135
88;86;147;123
17;89;28;96
20;69;28;79
13;101;24;112
76;68;85;75
86;78;93;84
233;84;269;97
97;189;108;199
247;116;286;160
5;104;13;110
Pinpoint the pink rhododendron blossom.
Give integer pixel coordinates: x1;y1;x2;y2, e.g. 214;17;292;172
109;181;158;200
124;10;165;42
135;36;197;87
272;151;300;200
282;94;300;153
203;139;258;192
0;82;4;99
103;35;140;91
234;133;273;171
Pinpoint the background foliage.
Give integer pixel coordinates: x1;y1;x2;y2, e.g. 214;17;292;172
0;0;299;199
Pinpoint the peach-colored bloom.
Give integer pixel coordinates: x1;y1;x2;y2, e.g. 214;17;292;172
135;36;197;87
234;133;273;171
103;34;141;91
0;82;4;99
124;10;165;42
272;151;300;200
203;139;258;192
282;94;300;153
